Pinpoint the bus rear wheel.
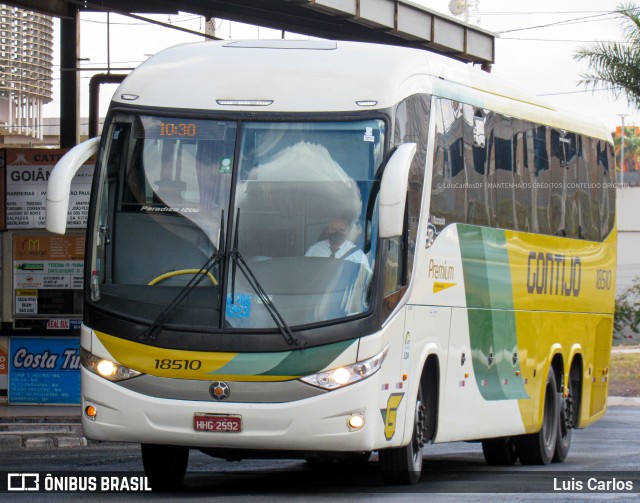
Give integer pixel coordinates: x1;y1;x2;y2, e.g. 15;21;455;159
141;443;189;489
553;380;575;462
516;367;558;465
379;385;426;485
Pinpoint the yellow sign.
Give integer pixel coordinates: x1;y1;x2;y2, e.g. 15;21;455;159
381;393;404;441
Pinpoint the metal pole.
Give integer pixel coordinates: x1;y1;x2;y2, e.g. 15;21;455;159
620;115;627;186
60;4;79;148
107;12;111;73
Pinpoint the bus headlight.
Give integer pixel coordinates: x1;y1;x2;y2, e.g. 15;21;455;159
80;347;142;382
300;346;388;390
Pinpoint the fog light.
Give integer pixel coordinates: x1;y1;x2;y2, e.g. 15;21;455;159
85;404;97;419
348;414;365;431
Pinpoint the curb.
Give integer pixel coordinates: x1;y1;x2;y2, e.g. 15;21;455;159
0;434;89;449
607;396;640;407
0;435;21;449
0;417;87;449
24;437;55;449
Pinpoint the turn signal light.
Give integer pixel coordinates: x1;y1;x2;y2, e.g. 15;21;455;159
85;405;97;419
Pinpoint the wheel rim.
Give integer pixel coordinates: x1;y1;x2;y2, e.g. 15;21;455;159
412;397;426;470
559;386;574;443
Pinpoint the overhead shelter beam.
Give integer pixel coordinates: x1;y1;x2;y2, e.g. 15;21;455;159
172;0;495;65
7;0;495;65
5;0;69;17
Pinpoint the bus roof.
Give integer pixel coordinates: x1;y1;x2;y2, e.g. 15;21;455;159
113;39;612;142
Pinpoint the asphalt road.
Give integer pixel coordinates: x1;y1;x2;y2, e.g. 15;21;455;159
1;407;638;502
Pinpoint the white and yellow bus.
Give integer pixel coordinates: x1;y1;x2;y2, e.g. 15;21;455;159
47;40;616;486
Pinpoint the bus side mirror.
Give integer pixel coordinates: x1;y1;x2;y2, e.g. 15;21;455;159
46;137;99;235
379;143;416;238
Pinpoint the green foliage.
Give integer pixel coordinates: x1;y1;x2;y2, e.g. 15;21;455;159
574;2;640;109
614;278;640;341
614;126;640;171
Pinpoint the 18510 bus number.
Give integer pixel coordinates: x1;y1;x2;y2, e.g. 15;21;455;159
595;268;612;291
154;359;202;370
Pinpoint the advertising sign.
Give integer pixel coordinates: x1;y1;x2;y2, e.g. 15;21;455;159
0;336;8;398
13;234;84;318
5;149;93;229
8;337;80;405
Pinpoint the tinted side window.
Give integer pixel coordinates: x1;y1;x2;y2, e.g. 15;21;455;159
429;97;613;241
597;140;615;239
430;98;466;231
492;116;515;230
393;94;431;284
466;106;491;226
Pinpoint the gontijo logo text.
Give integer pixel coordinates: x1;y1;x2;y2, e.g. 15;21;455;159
526;251;581;297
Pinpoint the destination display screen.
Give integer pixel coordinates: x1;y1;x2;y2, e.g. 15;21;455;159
138;117;230;141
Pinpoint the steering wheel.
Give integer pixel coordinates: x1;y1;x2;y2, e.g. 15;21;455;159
148;269;218;286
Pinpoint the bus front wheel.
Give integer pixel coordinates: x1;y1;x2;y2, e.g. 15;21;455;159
516;367;559;465
141;443;189;489
378;385;426;485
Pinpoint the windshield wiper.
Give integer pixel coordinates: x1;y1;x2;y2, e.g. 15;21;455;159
140;211;226;341
229;209;305;348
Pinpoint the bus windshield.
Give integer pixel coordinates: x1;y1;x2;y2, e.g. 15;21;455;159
91;114;385;333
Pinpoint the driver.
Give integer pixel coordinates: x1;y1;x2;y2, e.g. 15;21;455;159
305;217;369;268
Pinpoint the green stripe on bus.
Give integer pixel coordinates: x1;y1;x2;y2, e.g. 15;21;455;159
261;340;354;377
207;350;291;377
459;224;528;401
211;339;354;378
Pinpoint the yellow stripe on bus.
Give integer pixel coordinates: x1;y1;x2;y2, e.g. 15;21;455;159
95;331;238;380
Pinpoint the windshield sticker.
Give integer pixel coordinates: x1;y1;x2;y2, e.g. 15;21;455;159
219;156;233;174
226;293;251;318
139;206;200;214
363;127;375;142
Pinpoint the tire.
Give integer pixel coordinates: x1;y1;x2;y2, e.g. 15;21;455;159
553;380;574;462
482;437;518;466
379;385;426;485
141;443;189;489
516;367;559;465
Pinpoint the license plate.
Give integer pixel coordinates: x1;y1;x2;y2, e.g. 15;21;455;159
193;414;242;433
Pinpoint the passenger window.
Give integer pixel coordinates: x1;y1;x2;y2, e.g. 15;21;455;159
492;116;515;230
579;137;600;240
597;140;615;239
466;107;492;227
532;125;551;235
513;124;531;232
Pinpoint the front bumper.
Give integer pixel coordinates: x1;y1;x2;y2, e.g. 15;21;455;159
81;367;383;452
